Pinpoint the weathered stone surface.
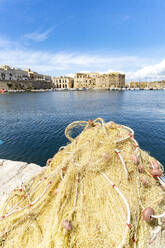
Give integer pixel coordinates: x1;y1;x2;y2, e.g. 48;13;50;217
74;72;125;88
0;159;44;205
0;80;53;91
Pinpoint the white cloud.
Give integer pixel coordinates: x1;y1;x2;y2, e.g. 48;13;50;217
0;36;165;81
23;27;54;42
0;49;146;77
126;59;165;81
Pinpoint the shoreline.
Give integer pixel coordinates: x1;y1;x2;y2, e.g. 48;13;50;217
1;87;165;93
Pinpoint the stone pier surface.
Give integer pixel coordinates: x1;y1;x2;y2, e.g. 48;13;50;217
0;159;44;205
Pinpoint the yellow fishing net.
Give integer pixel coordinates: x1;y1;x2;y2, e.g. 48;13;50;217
0;118;164;248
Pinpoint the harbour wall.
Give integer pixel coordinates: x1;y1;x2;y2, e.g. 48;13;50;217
0;80;53;90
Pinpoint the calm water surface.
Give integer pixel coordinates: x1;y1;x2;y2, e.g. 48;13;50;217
0;90;165;166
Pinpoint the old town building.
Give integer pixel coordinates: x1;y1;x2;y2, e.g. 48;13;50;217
74;72;125;88
0;65;29;81
74;72;99;88
52;76;73;89
0;65;51;82
95;72;125;88
24;69;51;81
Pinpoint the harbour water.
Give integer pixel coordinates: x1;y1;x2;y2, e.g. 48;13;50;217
0;90;165;166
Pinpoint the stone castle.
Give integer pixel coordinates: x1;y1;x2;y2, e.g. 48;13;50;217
53;72;125;89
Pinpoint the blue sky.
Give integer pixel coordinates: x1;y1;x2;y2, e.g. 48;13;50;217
0;0;165;80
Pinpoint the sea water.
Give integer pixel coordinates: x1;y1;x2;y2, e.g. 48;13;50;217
0;90;165;166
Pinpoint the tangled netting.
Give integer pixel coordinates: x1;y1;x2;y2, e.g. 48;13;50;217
0;118;165;248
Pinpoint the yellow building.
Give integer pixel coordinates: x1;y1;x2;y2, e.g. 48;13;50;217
74;72;99;88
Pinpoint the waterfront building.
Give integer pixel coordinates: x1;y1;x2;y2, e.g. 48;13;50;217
24;69;51;82
0;65;51;82
74;72;99;88
74;72;125;88
52;76;73;88
95;72;125;88
0;65;29;81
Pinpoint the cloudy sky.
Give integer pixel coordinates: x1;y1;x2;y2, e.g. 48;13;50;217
0;0;165;81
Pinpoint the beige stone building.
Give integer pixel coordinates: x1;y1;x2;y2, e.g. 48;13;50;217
96;72;125;88
24;69;51;81
74;72;99;88
52;76;73;89
74;72;125;88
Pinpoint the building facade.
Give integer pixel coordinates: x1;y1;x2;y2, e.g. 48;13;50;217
0;65;29;81
74;73;99;88
0;65;51;82
24;69;51;81
74;72;125;88
52;76;73;89
95;72;125;88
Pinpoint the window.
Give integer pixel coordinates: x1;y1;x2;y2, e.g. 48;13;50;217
1;73;5;80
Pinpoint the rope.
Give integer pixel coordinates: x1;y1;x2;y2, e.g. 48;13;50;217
115;149;129;180
65;121;88;141
152;212;165;219
94;118;108;135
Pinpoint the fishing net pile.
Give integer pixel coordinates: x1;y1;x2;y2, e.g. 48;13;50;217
0;118;165;248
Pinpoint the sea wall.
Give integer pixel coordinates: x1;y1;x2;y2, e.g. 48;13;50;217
0;80;53;90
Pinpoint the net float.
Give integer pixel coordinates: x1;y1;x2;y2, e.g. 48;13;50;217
142;207;154;222
138;164;144;173
131;154;139;165
152;160;160;169
62;167;67;172
141;177;149;187
62;220;73;231
88;120;95;127
102;153;111;162
54;189;59;195
46;158;53;166
150;169;163;177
